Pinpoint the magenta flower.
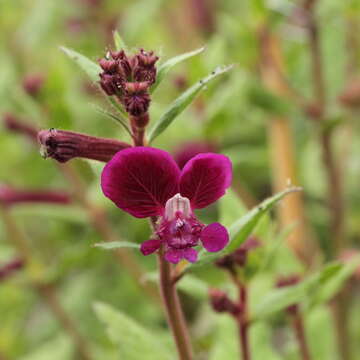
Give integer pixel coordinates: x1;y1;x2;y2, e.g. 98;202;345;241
101;147;232;264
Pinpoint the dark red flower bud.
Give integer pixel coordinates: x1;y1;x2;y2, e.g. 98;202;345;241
304;102;323;119
338;79;360;108
209;288;240;315
99;59;118;73
133;49;159;84
38;129;132;163
123;82;151;116
276;274;301;315
0;185;71;207
22;73;45;97
0;258;25;281
216;236;261;270
99;73;122;96
3;113;38;142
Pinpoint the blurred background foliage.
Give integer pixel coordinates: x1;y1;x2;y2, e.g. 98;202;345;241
1;0;360;359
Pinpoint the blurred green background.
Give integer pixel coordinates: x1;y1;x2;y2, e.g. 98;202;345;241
1;0;360;359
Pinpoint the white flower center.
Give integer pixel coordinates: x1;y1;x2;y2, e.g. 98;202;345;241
164;193;191;221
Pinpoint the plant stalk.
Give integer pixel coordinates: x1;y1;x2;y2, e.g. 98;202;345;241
292;312;312;360
157;250;194;360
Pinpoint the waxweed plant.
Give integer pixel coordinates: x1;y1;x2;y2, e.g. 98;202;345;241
25;30;360;360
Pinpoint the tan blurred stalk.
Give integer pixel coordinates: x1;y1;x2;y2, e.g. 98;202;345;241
258;27;318;266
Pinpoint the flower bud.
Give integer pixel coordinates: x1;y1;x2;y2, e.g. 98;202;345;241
123;82;151;116
338;79;360;108
209;288;240;315
22;74;45;97
38;129;132;163
0;184;71;207
133;49;159;84
3;113;38;142
215;236;261;270
276;275;301;315
0;258;25;281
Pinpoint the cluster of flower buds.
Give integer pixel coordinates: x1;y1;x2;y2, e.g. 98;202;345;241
209;288;241;316
215;236;261;272
0;258;25;281
98;49;158;118
276;274;301;315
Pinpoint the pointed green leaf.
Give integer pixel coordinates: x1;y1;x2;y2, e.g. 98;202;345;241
185;187;301;269
94;241;140;250
227;187;301;252
113;31;127;52
150;46;205;93
60;46;100;82
94;302;172;360
149;65;233;143
252;262;343;320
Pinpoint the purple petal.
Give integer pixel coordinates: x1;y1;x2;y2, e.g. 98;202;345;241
101;147;180;218
140;239;161;256
164;249;183;264
183;248;198;263
200;223;229;252
179;153;232;209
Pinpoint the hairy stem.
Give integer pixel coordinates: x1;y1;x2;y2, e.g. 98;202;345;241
0;206;92;360
157;250;193;360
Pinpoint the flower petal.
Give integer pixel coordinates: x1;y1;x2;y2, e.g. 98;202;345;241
200;223;229;252
101;147;180;218
140;239;161;256
179;153;232;209
164;249;183;264
183;248;198;263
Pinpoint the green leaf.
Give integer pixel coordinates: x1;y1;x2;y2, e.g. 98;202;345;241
252;262;343;320
307;256;360;308
113;30;127;52
93;104;131;136
94;302;173;360
60;46;100;83
148;65;233;143
227;187;301;252
94;241;140;250
185;187;301;269
150;46;205;93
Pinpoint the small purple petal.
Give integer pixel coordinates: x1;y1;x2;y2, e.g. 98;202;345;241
101;147;180;218
200;223;229;252
140;239;161;256
183;248;198;263
179;153;232;209
164;249;183;264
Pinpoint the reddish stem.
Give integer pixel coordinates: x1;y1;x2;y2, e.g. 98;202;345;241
157;249;193;360
292;312;312;360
